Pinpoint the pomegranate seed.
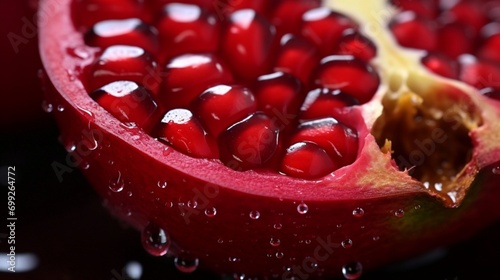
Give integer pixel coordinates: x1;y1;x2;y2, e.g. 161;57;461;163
84;18;160;55
479;87;500;101
335;30;377;62
73;0;146;28
221;9;277;81
91;81;159;132
314;55;380;104
478;23;500;64
280;142;337;179
271;0;321;38
159;54;233;109
89;45;160;93
195;85;257;137
390;11;437;51
218;113;280;171
391;0;439;19
253;72;303;129
156;3;220;61
437;22;474;59
445;1;488;35
214;0;272;16
300;88;359;121
301;7;359;56
421;52;459;79
459;54;500;91
148;0;213;12
274;34;321;85
157;109;218;158
290;118;358;167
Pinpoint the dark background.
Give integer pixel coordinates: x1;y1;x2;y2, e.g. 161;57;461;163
1;121;500;280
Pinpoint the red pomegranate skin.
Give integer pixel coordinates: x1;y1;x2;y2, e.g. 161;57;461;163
39;0;500;278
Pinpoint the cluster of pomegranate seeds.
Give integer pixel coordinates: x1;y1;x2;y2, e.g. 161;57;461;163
75;0;381;179
390;0;500;98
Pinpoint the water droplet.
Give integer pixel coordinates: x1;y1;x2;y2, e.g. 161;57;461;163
233;273;246;280
304;239;312;245
228;257;241;262
217;238;224;244
109;171;124;192
205;207;217;218
394;209;405;218
127;191;133;197
270;238;281;247
108;160;115;165
297;202;309;214
337;224;342;228
249;210;261;220
81;161;90;170
414;205;421;210
57;104;65;112
174;256;199;273
157;181;168;189
65;142;76;153
187;200;198;208
141;223;170;257
493;166;500;175
275;251;284;259
273;223;282;230
342;262;363;280
372;236;380;241
341;239;353;249
42;100;53;113
352;207;364;218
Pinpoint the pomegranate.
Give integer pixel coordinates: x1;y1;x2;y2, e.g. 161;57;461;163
39;0;500;278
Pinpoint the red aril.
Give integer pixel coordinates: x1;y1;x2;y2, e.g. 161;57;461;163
421;52;460;79
300;88;359;121
444;1;488;35
88;45;160;93
301;7;359;56
436;22;474;58
90;80;159;132
72;0;146;29
314;55;380;104
218;113;279;171
335;30;377;62
390;0;439;19
271;0;321;38
280;141;336;179
252;72;303;130
39;0;500;278
156;108;218;158
84;18;160;55
478;23;500;64
221;9;276;81
390;11;438;51
155;3;220;61
194;85;257;137
459;54;500;91
274;33;321;85
158;54;233;109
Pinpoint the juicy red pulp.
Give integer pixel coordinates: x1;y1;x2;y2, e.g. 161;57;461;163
75;0;381;179
391;0;500;96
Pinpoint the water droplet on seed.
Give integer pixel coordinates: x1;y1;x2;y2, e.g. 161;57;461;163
352;207;364;218
394;209;405;218
297;202;309;214
174;256;199;273
141;223;170;257
270;238;281;247
342;239;353;249
205;207;217;217
109;171;124;192
249;210;261;220
342;262;363;279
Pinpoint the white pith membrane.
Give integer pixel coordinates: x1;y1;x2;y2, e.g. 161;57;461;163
329;0;500;207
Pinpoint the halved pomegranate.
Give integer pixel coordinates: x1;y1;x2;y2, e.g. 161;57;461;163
40;0;500;278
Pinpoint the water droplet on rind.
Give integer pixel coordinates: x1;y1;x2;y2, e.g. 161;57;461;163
394;209;405;218
57;104;65;112
42;100;53;113
174;256;199;273
342;262;363;279
109;171;124;192
249;210;261;220
270;238;281;247
297;202;309;214
341;239;353;248
493;166;500;175
205;207;217;217
275;251;284;259
141;223;170;257
352;207;364;218
157;181;168;189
